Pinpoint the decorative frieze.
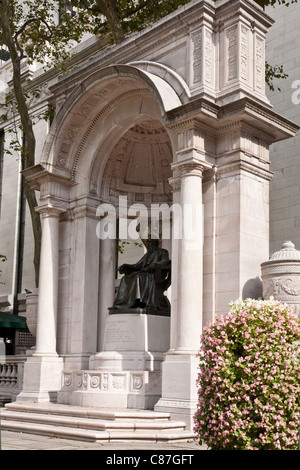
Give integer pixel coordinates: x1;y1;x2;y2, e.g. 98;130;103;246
61;370;157;395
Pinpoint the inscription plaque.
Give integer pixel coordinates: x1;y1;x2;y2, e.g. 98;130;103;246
104;318;137;351
102;313;170;353
103;316;142;351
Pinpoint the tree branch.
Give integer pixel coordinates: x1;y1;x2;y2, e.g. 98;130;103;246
14;17;53;59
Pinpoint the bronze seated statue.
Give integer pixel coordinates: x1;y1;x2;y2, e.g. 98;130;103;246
109;238;171;316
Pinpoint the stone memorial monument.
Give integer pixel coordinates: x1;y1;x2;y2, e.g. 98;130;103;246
79;238;172;409
15;0;299;429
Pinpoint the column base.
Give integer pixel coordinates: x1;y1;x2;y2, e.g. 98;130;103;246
17;354;64;403
154;350;199;430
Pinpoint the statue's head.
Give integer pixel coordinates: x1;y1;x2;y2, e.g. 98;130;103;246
146;236;159;251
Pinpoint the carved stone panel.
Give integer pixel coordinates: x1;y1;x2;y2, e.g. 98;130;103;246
191;28;203;87
255;34;265;93
261;241;300;316
226;24;238;83
190;25;215;92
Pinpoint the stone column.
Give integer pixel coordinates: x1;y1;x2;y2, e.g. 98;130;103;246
17;204;65;402
35;206;65;355
176;162;203;352
168;176;181;351
155;161;204;429
97;237;116;352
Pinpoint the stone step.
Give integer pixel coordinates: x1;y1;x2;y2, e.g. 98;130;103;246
0;409;187;431
0;402;195;443
3;401;171;421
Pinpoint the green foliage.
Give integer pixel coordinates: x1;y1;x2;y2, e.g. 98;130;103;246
114;0;190;34
194;298;300;450
265;62;288;91
255;0;297;6
258;0;298;90
75;0;191;43
117;239;143;254
0;0;97;69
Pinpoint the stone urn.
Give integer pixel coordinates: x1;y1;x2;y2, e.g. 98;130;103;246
25;289;38;338
261;241;300;316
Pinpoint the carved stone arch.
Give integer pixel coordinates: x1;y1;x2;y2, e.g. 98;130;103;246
127;61;191;105
40;63;185;184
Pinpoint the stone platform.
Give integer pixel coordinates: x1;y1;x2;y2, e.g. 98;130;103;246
58;314;170;410
0;402;195;443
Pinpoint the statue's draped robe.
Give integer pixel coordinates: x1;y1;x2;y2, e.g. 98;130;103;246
113;248;170;310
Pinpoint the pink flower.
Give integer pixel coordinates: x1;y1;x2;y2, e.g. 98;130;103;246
194;298;300;450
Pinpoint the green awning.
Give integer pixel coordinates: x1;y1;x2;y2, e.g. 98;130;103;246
0;312;28;329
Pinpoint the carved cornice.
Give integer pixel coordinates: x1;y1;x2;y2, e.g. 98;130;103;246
72;204;99;220
166;97;300;144
217;159;273;181
22;164;75;191
215;0;274;31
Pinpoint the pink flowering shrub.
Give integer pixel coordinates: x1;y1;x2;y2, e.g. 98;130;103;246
194;298;300;450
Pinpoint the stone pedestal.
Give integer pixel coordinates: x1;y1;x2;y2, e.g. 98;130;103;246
17;355;64;403
261;241;300;316
92;313;170;370
58;313;170;409
154;352;199;429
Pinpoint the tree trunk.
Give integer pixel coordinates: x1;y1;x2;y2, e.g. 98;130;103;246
95;0;125;43
1;0;42;287
23;182;41;287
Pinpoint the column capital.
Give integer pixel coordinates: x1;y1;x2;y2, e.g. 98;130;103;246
172;160;207;178
35;202;67;219
168;176;181;192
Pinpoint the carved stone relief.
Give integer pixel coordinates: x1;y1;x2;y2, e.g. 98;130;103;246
255;34;265;93
226;24;238;83
190;26;214;90
241;25;250;85
61;370;149;394
261;241;300;316
191;28;202;86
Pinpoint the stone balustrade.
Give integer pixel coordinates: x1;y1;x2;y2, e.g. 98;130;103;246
0;356;26;404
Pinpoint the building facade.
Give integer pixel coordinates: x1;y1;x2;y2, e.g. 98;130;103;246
0;0;298;429
265;2;300;255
